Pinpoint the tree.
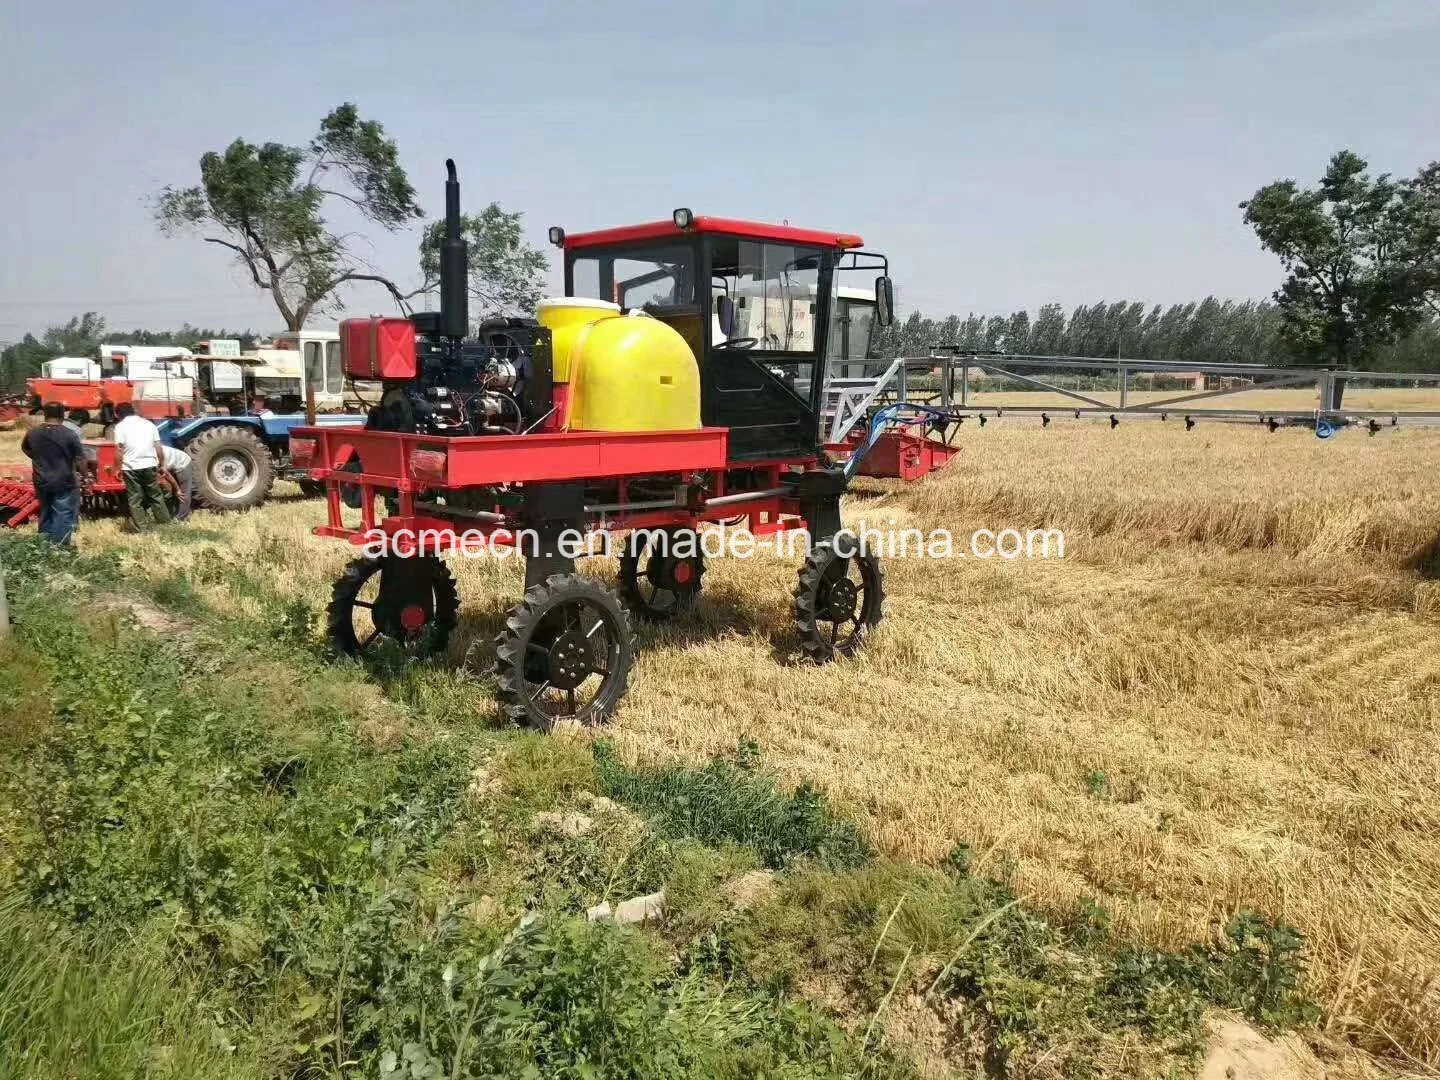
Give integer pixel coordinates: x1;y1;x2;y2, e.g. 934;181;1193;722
154;104;422;331
1399;161;1440;319
1241;151;1430;367
417;203;548;319
1;335;49;392
40;311;108;357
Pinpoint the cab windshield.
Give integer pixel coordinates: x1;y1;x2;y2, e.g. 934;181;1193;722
710;239;823;353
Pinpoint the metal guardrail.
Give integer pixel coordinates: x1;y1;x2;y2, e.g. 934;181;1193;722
822;351;1440;441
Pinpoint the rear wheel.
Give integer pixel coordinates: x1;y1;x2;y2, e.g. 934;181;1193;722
495;575;634;730
327;555;458;659
189;425;275;511
618;528;705;620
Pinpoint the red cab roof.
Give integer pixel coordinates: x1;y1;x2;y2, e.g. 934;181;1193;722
564;216;863;252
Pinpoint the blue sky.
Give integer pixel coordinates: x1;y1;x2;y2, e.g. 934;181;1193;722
2;0;1437;339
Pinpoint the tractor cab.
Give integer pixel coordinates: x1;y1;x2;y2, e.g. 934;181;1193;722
558;213;893;461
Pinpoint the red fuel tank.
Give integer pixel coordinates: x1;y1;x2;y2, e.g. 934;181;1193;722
341;317;417;380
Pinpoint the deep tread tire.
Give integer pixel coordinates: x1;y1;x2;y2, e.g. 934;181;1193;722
188;425;275;511
618;528;705;621
495;574;635;731
327;555;458;658
793;537;885;663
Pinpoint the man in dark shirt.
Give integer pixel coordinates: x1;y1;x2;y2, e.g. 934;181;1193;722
20;402;84;546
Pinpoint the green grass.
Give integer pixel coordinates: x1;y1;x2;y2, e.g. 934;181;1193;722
0;534;1322;1079
592;738;871;870
0;898;260;1080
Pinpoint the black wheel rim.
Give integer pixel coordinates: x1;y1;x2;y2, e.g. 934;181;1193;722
813;555;871;652
520;597;623;722
348;565;443;656
622;530;701;620
634;556;684;616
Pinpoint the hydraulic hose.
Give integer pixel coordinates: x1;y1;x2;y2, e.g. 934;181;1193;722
842;402;956;478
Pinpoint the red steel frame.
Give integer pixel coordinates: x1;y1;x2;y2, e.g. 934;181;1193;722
824;427;961;483
292;424;818;552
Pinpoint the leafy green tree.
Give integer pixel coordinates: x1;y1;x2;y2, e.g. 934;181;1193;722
1399;161;1440;319
418;203;548;319
1241;151;1430;367
40;311;107;357
1;335;49;391
1031;303;1066;355
153;104;422;331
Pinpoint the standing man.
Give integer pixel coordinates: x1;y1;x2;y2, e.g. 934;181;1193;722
20;403;84;546
160;442;194;522
112;403;172;530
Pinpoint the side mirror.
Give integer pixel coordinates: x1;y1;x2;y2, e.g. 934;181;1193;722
875;276;895;327
716;295;736;338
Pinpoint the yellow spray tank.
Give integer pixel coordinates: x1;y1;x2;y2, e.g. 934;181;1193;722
536;298;701;432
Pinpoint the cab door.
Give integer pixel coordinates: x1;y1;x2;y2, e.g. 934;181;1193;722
703;237;830;461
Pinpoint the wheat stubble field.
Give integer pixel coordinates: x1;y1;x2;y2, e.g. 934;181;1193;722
4;403;1438;1072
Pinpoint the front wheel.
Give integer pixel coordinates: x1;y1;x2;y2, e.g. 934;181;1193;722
793;537;885;662
494;575;634;731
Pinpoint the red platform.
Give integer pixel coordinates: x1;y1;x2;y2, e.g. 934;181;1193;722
284;424;831;548
827;429;959;482
292;425;730;489
25;378;194;420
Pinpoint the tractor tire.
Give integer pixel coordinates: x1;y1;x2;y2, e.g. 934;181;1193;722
793;535;885;663
495;574;634;731
618;527;705;621
188;425;275;511
327;555;458;659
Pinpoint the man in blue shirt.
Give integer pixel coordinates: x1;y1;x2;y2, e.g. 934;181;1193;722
20;402;84;546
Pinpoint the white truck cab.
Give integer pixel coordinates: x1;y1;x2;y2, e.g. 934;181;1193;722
250;329;344;409
41;357;102;381
98;344;196;381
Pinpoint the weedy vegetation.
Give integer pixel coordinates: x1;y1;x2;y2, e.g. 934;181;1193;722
1;414;1437;1077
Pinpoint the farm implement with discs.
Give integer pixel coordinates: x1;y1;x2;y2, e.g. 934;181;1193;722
295;161;901;728
0;440;177;527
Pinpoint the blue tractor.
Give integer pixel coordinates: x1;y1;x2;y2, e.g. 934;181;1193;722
157;412;364;511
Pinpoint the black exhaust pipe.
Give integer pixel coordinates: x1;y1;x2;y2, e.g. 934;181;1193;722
440;158;469;339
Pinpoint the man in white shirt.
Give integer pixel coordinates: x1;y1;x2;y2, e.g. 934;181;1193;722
112;403;172;530
160;443;194;522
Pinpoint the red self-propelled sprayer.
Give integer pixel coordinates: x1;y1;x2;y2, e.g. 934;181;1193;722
293;160;898;728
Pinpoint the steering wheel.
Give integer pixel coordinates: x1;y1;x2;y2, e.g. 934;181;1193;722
713;337;759;351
